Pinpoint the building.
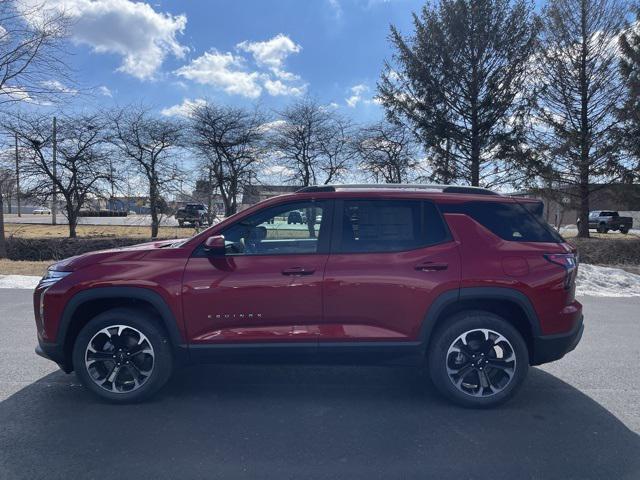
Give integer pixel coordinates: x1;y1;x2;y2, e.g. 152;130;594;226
513;184;640;227
106;196;151;214
241;185;299;206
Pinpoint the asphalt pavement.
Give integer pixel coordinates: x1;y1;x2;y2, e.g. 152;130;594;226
0;290;638;480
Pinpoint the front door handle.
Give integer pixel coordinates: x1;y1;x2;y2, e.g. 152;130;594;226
415;262;448;272
282;267;315;276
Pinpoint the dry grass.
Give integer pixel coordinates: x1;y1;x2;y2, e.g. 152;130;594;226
0;259;50;276
562;230;640;241
566;234;640;267
3;223;190;239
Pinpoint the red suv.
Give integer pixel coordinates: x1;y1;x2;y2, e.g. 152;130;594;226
34;185;583;407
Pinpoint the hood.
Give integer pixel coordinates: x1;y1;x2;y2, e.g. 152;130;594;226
51;238;188;272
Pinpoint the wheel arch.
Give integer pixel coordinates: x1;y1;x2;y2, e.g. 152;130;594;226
58;287;186;372
420;287;541;362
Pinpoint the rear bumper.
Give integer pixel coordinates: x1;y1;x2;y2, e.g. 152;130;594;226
531;314;584;365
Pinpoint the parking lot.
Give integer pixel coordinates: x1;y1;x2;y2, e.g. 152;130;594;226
1;290;639;479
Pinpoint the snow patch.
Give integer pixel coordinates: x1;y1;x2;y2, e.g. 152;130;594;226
576;264;640;297
0;275;40;289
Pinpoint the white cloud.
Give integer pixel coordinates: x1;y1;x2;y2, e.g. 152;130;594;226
175;50;263;98
327;0;343;19
41;80;77;94
177;34;306;99
264;79;306;97
97;85;112;97
21;0;188;80
0;86;32;102
237;34;301;73
258;120;287;133
346;83;370;107
161;98;207;117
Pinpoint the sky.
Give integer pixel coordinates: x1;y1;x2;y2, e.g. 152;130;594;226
24;0;432;122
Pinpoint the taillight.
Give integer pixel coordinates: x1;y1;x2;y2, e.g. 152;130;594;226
544;253;578;290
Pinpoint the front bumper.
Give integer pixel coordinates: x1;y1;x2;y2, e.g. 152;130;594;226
531;314;584;365
35;339;73;373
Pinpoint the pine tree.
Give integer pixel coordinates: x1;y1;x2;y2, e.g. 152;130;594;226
378;0;540;187
532;0;628;238
619;7;640;179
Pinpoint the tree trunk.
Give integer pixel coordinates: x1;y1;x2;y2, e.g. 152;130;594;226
149;181;159;238
207;167;214;224
0;186;6;259
67;209;77;239
577;0;590;239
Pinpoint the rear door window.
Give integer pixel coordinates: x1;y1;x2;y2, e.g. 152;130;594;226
335;199;450;253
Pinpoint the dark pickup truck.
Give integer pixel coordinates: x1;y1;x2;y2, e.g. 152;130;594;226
579;210;633;234
175;203;210;228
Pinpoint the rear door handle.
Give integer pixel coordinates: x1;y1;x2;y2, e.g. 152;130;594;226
415;262;448;272
282;267;316;276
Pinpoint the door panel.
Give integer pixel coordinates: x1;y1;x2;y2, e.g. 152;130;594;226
183;254;328;343
321;198;461;342
322;242;460;340
182;199;332;344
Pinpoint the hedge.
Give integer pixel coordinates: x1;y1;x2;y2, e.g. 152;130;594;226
567;237;640;266
6;237;156;261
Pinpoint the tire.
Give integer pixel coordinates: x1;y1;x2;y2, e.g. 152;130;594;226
178;220;184;228
597;223;607;233
72;308;173;403
620;226;629;234
428;311;529;408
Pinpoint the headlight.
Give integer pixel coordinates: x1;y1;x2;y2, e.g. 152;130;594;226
39;269;72;288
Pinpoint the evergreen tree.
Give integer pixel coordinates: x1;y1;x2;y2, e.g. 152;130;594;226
378;0;540;187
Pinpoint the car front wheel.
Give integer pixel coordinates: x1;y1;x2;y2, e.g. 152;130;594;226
428;311;529;408
72;308;173;403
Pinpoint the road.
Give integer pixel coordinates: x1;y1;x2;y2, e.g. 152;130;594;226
4;213;181;226
0;291;638;479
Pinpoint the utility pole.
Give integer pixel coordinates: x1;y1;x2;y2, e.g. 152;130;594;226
52;116;57;225
14;132;21;217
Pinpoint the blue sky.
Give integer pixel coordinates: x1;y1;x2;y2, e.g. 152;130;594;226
37;0;429;122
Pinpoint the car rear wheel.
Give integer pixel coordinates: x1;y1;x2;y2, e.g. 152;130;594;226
428;311;529;408
620;226;629;234
72;308;173;403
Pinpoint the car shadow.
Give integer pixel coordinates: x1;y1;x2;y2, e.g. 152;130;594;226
1;365;638;480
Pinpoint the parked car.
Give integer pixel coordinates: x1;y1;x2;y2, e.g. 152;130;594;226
578;210;633;234
32;207;51;215
175;203;209;227
34;184;583;407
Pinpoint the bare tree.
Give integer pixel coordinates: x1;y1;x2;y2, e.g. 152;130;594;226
354;121;420;183
0;0;72;106
189;103;266;216
269;98;353;186
8;113;111;237
531;0;628;238
108;107;183;238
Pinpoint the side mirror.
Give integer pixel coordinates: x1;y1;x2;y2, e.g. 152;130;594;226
204;234;225;254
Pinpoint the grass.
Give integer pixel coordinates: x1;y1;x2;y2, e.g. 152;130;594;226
563;231;640;272
0;259;50;276
3;223;193;239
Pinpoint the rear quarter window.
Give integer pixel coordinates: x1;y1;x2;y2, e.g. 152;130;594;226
439;201;563;243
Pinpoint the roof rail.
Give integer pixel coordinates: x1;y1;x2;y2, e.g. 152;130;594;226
296;184;498;195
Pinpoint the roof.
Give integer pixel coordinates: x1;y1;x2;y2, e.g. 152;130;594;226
296;184;499;196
